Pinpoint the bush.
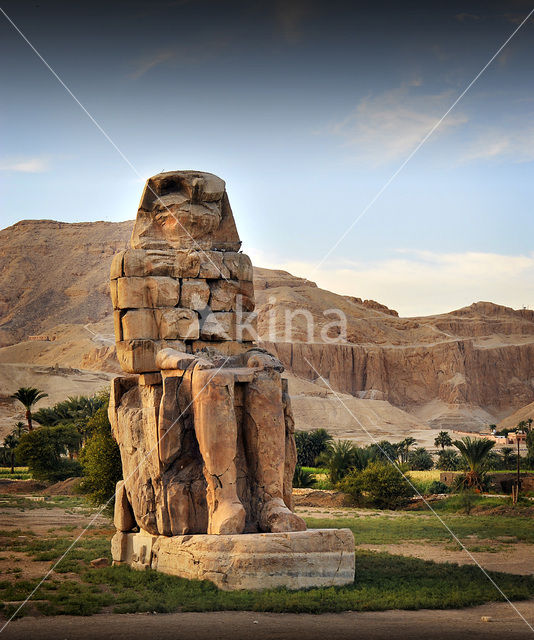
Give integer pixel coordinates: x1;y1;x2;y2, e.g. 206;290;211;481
408;447;433;471
338;462;415;510
427;480;449;494
79;404;122;508
15;425;83;482
292;466;315;488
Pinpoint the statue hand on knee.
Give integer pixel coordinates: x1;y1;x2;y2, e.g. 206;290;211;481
246;351;283;372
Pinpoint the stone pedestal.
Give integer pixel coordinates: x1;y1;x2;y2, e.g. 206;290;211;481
111;528;355;591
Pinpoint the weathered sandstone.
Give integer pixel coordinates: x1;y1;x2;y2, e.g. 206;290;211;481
111;528;355;591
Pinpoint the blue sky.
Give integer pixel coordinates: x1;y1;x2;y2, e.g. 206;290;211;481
1;0;533;315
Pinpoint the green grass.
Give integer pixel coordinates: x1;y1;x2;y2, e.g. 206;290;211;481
305;511;534;545
2;493;534;619
300;467;327;475
2;544;534;618
0;467;32;481
0;495;91;512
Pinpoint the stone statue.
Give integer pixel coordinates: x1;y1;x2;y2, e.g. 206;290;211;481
109;171;305;536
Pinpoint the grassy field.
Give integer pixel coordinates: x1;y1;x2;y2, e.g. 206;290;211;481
1;493;534;619
306;508;534;546
1;527;533;619
0;467;32;480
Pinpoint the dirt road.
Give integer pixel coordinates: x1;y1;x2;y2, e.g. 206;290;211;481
2;603;534;640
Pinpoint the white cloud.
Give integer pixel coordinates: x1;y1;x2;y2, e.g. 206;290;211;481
461;126;534;163
250;249;534;317
329;83;468;165
0;157;50;173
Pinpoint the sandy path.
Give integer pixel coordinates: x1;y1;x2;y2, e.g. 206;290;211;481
2;603;534;640
0;504;108;534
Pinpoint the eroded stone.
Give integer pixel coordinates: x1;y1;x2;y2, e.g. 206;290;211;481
114;529;355;591
180;279;210;309
154;308;200;340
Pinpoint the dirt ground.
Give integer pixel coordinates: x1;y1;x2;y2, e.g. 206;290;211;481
0;503;108;534
2;604;534;640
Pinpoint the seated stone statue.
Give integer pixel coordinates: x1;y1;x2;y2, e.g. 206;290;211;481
109;170;306;536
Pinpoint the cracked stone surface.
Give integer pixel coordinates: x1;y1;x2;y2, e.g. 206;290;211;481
111;528;356;590
109;171;310;538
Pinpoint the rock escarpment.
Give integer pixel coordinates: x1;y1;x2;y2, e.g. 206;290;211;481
0;220;533;430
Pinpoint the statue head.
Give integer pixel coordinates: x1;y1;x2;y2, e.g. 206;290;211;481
131;170;241;252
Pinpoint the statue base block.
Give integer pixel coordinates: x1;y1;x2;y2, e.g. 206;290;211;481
111;528;355;591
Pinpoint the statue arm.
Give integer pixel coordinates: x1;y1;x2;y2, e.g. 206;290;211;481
156;347;214;371
156;347;198;371
245;348;284;372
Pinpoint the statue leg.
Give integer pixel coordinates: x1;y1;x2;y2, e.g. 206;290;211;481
192;368;245;535
244;369;306;533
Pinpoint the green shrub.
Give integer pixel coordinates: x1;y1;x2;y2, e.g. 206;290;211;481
338;462;415;509
408;447;434;471
427;480;449;494
292;466;315;488
457;489;478;514
79;405;122;508
15;425;83;482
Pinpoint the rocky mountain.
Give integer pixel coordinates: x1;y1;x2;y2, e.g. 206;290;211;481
0;219;533;437
0;219;133;347
499;401;534;429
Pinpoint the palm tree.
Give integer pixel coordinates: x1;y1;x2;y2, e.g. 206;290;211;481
11;387;48;431
293;466;315;488
308;428;333;458
398;437;416;463
436;448;460;471
318;440;356;484
500;446;515;469
12;421;27;438
434;431;453;450
3;434;19;474
453;437;495;490
352;446;374;471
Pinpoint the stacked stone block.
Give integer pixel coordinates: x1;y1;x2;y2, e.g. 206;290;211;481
110;248;257;372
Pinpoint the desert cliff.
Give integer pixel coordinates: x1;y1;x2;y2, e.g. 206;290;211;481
0;219;532;437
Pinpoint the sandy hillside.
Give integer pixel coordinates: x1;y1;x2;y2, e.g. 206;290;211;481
0;219;533;439
499;401;534;429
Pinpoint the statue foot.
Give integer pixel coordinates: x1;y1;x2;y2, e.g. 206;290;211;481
260;498;306;533
209;500;246;535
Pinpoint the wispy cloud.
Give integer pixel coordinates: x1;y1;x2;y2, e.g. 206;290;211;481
462;123;534;163
455;12;482;23
329;82;468;166
129;35;231;79
129;49;176;79
0;157;50;173
250;249;534;317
